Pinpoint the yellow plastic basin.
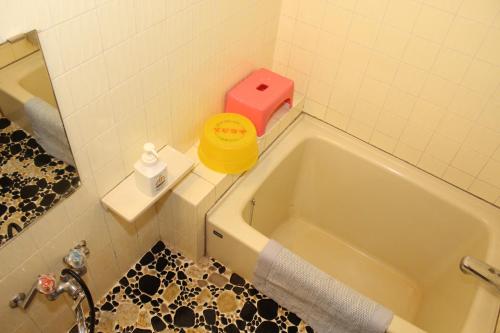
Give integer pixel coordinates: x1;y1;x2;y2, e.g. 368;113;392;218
198;113;258;174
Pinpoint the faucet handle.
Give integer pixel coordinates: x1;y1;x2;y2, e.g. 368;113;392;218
36;274;57;295
63;240;90;273
74;240;89;256
64;249;86;270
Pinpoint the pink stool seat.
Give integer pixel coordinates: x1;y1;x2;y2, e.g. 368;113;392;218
225;68;294;136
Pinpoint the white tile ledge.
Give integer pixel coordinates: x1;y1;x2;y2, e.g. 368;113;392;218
101;146;194;222
101;94;305;223
182;93;305;204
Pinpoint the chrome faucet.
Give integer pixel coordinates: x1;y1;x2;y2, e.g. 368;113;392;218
10;241;95;333
460;256;500;293
63;240;90;275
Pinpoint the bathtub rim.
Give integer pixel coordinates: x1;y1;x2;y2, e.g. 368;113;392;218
208;113;500;255
0;50;47;106
206;113;500;333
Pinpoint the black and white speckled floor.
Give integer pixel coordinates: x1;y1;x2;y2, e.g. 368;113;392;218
94;241;313;333
0;117;79;246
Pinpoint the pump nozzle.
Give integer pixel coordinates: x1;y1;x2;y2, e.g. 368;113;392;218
141;143;159;164
144;143;158;157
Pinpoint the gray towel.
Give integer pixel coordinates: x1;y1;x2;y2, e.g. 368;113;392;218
253;240;393;333
24;97;75;166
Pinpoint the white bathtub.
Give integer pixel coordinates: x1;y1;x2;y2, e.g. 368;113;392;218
0;50;58;134
207;114;500;333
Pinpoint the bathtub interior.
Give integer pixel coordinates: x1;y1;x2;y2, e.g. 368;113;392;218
0;50;57;133
18;64;57;108
241;136;490;333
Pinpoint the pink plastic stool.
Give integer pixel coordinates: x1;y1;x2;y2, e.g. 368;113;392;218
225;68;294;137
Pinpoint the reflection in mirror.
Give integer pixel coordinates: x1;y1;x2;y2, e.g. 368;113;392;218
0;30;80;246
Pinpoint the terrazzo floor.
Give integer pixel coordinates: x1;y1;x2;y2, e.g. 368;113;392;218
94;241;313;333
0;117;79;246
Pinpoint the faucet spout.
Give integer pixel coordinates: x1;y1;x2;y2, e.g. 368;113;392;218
460;256;500;293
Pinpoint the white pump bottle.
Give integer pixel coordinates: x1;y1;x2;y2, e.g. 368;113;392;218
134;143;167;196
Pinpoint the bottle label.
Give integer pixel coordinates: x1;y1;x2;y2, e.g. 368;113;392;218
154;174;166;192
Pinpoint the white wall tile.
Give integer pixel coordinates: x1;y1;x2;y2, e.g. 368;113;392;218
403;36;440;71
477;28;500;68
134;208;161;254
384;0;421;32
277;0;500;206
413;5;453;44
370;131;397;153
418;153;448;177
28;206;71;249
462;59;500;95
436;113;473;142
452;146;489;176
374;25;410;59
48;0;96;25
469;179;500;202
366;52;399;84
444;17;489;56
66;56;109;109
39;224;79;272
57;11;102;71
97;0;135;50
134;0;165;32
293;21;321;52
479;98;500;130
86;126;121;172
136;22;167;69
103;211;141;273
0;252;53;332
13;317;40;333
458;0;500;25
464;125;500;156
86;242;120;301
448;86;487;121
322;4;353;36
394;142;423;164
424;134;461;163
141;59;168;102
400;121;434;150
348;15;380;48
51;74;75;118
420;74;458;108
298;0;327;27
0;1;281;331
0;231;37;280
108;76;144;123
443;166;474;189
104;37;140;88
355;0;388;21
432;48;472;83
37;29;64;78
63;184;96;220
393;63;427;96
77;94;114;145
478;160;500;189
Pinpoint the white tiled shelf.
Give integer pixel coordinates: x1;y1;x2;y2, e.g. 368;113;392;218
101;146;194;222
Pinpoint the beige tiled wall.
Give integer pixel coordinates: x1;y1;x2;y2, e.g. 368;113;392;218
273;0;500;207
0;1;280;332
157;95;304;262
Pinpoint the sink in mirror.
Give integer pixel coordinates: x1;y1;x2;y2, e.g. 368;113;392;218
0;30;80;246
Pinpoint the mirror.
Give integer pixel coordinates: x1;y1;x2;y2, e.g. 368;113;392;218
0;30;80;246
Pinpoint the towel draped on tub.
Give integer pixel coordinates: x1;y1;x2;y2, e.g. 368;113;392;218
253;240;393;333
24;97;75;166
